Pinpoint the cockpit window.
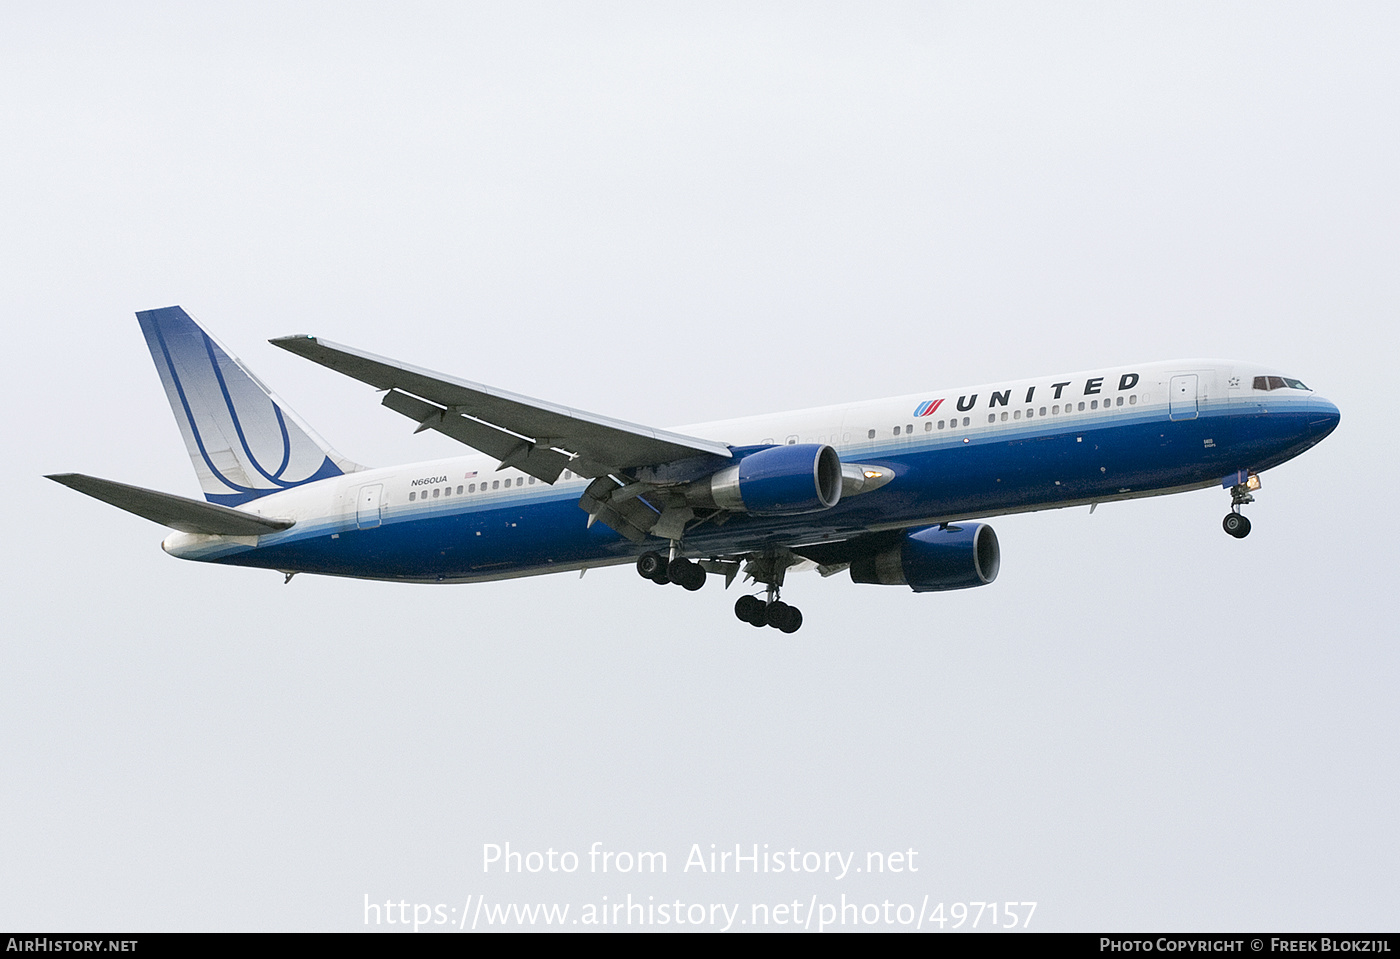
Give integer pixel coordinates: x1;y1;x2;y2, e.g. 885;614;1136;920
1253;375;1311;392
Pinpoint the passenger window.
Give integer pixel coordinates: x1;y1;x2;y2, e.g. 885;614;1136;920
1078;402;1085;411
528;477;535;485
409;491;416;501
868;429;876;439
893;426;901;436
444;487;451;497
456;486;463;494
1014;410;1022;420
962;417;969;427
1039;407;1046;416
937;420;945;430
1129;395;1137;405
1053;405;1060;414
988;414;996;424
469;483;475;492
432;488;440;498
906;424;913;434
1116;396;1124;406
924;422;932;432
492;480;500;490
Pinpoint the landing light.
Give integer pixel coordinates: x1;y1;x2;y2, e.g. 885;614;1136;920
1246;473;1262;492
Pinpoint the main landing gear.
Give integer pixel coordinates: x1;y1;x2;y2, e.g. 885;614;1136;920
732;548;803;633
635;550;706;591
1222;472;1259;539
636;545;806;632
733;593;803;633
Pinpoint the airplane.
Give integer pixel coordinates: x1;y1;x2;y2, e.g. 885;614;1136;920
48;306;1341;632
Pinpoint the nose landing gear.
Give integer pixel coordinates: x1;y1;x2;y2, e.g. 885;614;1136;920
1222;472;1260;539
1222;512;1252;538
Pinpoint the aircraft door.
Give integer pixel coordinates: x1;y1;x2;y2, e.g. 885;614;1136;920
357;484;383;529
1169;374;1199;421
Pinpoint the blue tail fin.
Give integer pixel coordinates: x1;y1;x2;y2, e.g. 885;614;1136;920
137;306;362;506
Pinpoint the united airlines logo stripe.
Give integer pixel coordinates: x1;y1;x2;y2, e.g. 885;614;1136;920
913;398;945;417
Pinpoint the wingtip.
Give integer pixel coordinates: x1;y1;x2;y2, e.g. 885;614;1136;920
269;334;319;353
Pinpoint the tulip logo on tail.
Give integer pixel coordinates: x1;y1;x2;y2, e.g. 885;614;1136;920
137;306;346;506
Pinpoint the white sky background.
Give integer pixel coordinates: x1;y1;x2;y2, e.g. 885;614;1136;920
2;1;1396;931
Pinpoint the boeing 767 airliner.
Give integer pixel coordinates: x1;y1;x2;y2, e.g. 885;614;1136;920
48;306;1340;632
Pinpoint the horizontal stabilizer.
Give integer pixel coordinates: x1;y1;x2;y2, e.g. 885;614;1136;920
46;473;295;536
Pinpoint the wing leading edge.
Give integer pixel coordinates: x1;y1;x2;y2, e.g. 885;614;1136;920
269;335;733;483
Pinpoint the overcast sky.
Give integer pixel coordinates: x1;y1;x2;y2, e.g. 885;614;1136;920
3;2;1397;932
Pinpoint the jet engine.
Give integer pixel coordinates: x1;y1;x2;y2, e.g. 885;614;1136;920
849;523;1000;592
685;444;842;516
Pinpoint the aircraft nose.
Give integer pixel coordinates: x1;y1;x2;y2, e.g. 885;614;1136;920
1309;399;1341;441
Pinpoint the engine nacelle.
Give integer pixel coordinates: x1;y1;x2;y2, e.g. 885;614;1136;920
850;523;1000;592
686;444;842;516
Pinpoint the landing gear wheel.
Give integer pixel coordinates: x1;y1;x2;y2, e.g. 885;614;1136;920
1222;513;1252;538
782;607;803;633
637;551;667;580
666;555;690;584
767;601;803;633
669;557;706;591
735;595;762;624
735;595;768;627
